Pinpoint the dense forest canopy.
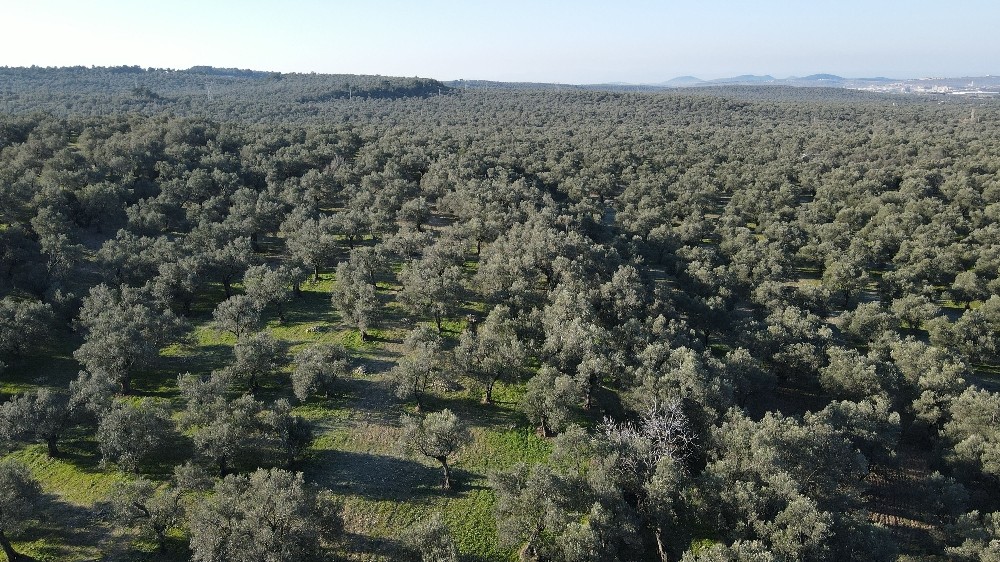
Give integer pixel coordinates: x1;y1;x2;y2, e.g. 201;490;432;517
1;66;1000;561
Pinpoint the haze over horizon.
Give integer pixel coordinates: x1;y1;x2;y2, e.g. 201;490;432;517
4;0;998;84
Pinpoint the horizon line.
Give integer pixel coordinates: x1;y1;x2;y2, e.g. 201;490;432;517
4;64;997;86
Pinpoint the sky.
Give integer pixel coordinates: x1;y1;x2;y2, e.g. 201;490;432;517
3;0;998;84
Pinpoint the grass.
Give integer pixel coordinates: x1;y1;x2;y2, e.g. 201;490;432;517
1;254;554;561
0;334;81;399
10;443;126;506
5;443;124;561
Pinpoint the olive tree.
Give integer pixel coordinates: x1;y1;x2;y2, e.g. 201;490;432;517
0;387;73;457
402;512;459;562
284;213;339;281
109;477;183;553
97;398;173;472
840;302;897;343
212;294;262;341
400;409;471;490
891;294;940;330
943;388;1000;478
188;468;325;562
332;259;380;341
0;297;53;373
261;399;314;469
187;392;265;477
218;331;287;395
0;459;42;562
291;343;351;401
205;236;257;299
950;270;989;309
454;305;525;404
491;461;598;562
74;284;184;394
242;264;302;322
399;256;464;333
519;366;582;437
598;401;697;560
390;326;443;411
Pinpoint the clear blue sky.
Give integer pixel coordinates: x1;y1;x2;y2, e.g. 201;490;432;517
3;0;997;83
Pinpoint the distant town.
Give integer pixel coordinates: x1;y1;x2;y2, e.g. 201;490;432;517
852;77;1000;97
652;74;1000;97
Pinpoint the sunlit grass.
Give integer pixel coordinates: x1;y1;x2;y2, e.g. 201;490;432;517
3;241;547;560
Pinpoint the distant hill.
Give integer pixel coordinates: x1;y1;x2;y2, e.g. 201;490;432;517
800;74;843;81
0;66;456;121
711;75;777;84
660;73;852;88
2;66;997;121
0;65;452;102
661;76;705;86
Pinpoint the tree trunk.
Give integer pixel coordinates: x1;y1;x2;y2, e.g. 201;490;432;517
538;416;553;438
437;456;452;490
250;232;260;253
46;434;60;457
293;281;302;297
154;526;167;553
434;312;443;334
313;265;320;282
583;375;594;410
120;374;132;395
223;279;233;298
0;530;20;562
482;378;496;404
655;525;669;562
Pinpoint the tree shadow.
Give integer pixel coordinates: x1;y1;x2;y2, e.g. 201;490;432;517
15;493;107;561
309;450;443;502
418;393;522;431
138;431;195;479
3;334;83;394
363;332;398;344
448;467;491;494
283;290;339;325
157;343;233;381
41;434;105;474
357;356;398;374
338;531;407;561
339;373;395;402
187;283;230;317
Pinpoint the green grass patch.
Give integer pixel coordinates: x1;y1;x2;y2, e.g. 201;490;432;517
9;444;126;506
0;332;82;398
1;253;557;561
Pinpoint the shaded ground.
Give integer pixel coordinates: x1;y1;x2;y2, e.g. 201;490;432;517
865;446;947;555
